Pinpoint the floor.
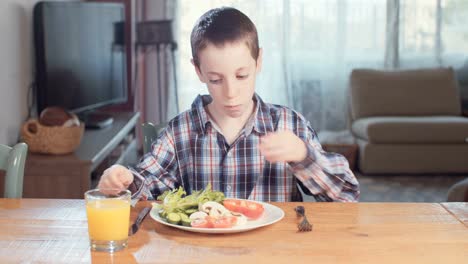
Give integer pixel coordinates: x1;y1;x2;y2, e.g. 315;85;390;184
302;173;466;203
355;173;466;202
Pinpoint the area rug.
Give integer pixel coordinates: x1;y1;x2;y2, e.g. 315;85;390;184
355;173;466;202
301;173;466;203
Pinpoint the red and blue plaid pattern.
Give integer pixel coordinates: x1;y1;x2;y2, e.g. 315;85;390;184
130;94;359;202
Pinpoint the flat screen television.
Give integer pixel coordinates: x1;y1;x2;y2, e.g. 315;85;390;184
34;1;127;128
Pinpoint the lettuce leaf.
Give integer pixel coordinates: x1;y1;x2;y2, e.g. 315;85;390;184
157;184;225;215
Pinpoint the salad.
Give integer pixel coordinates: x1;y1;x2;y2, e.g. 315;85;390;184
152;184;264;229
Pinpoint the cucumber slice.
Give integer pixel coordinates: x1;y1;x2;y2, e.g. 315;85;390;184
185;208;198;215
167;212;181;225
159;210;168;220
179;213;192;227
177;212;189;219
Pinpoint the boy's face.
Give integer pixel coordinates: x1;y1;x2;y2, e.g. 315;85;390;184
193;41;262;119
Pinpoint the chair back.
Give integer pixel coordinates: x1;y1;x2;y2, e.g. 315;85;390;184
0;143;28;198
142;122;166;153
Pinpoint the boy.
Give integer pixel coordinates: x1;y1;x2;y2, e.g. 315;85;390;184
98;7;359;202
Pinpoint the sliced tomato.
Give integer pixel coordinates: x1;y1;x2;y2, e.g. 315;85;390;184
243;201;264;220
223;199;239;212
223;199;265;220
225;215;238;226
191;217;214;228
212;216;236;228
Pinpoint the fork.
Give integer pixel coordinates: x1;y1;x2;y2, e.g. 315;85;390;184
294;205;312;232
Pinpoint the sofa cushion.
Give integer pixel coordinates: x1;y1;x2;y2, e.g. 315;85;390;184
357;139;468;174
352;116;468;143
350;67;462;119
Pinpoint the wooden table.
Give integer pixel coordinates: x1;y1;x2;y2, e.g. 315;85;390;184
0;199;467;263
441;202;468;227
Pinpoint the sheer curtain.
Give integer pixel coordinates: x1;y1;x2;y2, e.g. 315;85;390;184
396;0;468;110
399;0;468;69
173;0;468;136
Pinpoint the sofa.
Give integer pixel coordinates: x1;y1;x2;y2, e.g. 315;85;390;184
447;177;468;202
349;67;468;174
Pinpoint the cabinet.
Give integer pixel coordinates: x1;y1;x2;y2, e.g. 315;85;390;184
23;112;140;199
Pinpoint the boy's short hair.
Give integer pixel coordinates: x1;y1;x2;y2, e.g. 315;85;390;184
190;7;259;67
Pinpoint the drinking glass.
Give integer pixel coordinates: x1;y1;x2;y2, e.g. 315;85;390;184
85;189;131;252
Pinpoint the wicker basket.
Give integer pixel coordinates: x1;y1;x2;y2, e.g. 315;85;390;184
21;119;85;155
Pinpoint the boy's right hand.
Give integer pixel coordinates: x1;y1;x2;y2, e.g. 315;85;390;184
97;164;134;194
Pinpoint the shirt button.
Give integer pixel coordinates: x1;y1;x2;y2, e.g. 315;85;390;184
227;152;232;157
226;185;232;191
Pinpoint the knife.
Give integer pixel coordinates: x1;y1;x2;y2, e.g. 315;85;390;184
129;207;151;236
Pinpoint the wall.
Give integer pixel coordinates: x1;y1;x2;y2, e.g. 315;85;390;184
0;0;41;145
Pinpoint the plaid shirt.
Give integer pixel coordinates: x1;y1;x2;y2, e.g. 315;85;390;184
130;94;359;202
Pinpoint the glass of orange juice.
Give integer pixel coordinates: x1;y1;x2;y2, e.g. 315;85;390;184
85;189;131;252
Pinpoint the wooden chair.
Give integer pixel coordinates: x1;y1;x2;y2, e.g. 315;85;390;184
141;123;312;201
0;143;28;198
142;122;167;153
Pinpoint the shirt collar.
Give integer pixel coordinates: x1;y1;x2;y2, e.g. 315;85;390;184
190;93;276;136
190;94;211;135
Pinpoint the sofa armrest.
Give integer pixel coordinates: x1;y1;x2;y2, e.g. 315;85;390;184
447;178;468;202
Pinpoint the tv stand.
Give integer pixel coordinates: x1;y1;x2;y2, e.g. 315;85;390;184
21;112;140;199
79;111;114;129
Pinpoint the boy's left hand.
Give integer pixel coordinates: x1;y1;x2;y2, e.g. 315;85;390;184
259;130;308;163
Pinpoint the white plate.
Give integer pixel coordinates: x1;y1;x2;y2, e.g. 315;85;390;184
150;199;285;234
